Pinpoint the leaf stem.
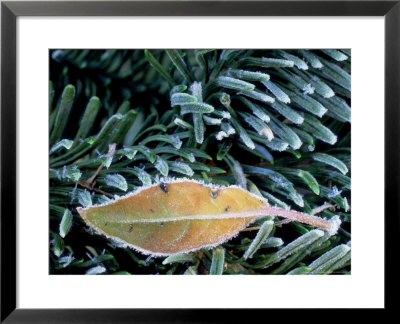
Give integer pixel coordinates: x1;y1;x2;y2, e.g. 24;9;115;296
263;207;341;235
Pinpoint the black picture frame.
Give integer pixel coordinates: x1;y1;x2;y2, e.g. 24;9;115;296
1;0;398;322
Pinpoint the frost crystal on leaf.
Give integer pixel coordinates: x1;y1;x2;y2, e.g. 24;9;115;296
221;111;231;119
122;147;138;160
169;135;182;149
303;83;315;95
327;185;342;198
50;139;74;154
170;162;194;177
221;123;235;136
86;265;106;275
78;189;93;208
155;156;169;176
216;131;228;141
59;254;75;268
104;174;128;192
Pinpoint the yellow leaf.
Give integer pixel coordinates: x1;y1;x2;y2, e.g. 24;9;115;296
77;179;340;256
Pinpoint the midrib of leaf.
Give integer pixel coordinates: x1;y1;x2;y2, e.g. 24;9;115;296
79;204;340;234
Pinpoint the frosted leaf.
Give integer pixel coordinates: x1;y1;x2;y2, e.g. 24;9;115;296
343;197;350;212
169;135;182;149
238;130;255;150
210;247;225;275
289;192;304;207
221;111;231;119
53;235;64;257
242;113;266;132
170;84;187;94
270;175;289;189
78;189;93;208
59;254;75;268
145;255;153;265
50;139;73;154
262;237;284;248
278;68;313;93
97;195;112;205
286;266;312;275
193;113;205;144
170;93;197;106
241;113;273;141
324;249;351;274
321;49;348;62
86;136;96;145
216;131;228;141
162;253;197;265
262;81;291;104
190;81;203;101
270;101;304;125
77;179;341;256
219;93;231;107
327;216;342;236
239;96;270;122
232;163;247;189
203;115;222;125
105;174;128;192
261;191;290;210
180;102;214;115
70;183;78;204
186;153;196;163
303;120;337;145
303;83;315;95
51;49;64;61
155;156;169;176
309;76;335;98
308;244;350;274
122;147;138;160
86;265;106;275
97;154;113;168
174;117;192;129
238;90;275;104
134;167;152;186
313;125;337;145
327;185;342;198
62;165;82;181
184;266;198;275
261;57;294;67
170;161;194;177
265;138;289;152
278;51;308;70
275;230;324;261
313;153;348;175
318;95;351;123
245;57;294;68
221;122;236;136
290;91;327;117
320;59;351;90
253;110;270;123
227;69;270;82
299;50;323;69
217;76;255;92
59;209;73;238
243;220;274;260
268;118;302;150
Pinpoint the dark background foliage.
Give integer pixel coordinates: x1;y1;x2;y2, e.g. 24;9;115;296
49;49;351;275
